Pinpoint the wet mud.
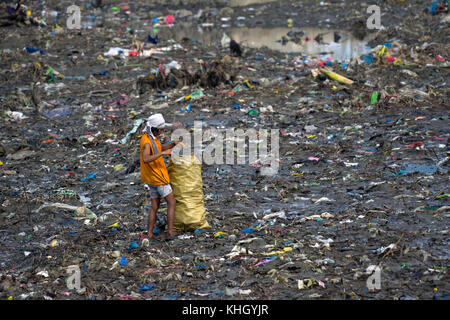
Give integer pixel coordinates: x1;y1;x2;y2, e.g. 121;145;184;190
0;0;449;300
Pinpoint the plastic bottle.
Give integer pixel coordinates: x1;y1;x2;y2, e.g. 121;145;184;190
88;14;95;28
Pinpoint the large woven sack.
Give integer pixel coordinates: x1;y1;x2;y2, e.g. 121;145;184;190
168;154;210;232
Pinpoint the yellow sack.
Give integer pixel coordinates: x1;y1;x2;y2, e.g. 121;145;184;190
168;154;210;232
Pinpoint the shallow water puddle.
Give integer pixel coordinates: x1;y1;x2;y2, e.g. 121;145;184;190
229;27;374;59
158;24;374;60
230;0;277;6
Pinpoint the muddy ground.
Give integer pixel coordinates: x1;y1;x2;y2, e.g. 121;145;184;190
0;0;449;300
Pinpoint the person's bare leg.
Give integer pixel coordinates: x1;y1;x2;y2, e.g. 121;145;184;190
147;197;160;239
165;192;178;238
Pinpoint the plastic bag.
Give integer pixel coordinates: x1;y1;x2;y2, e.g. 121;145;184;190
168;154;210;232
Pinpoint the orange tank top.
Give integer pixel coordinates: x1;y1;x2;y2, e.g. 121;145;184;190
140;133;170;185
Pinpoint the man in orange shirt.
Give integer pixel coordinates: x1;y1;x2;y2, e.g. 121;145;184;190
140;114;183;239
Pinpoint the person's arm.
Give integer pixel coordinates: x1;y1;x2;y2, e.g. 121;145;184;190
142;143;171;163
161;142;175;151
161;141;185;151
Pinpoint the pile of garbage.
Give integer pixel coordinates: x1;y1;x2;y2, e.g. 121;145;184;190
136;56;237;92
0;1;47;27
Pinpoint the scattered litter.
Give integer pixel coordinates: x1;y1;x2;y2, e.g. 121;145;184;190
0;0;447;302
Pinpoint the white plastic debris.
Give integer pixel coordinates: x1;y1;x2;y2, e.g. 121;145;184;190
304;125;317;132
320;212;334;218
34;202;78;213
6;111;28;120
314;197;335;204
221;33;230;47
226;245;253;258
36;270;49;277
262;211;286;220
373;243;397;254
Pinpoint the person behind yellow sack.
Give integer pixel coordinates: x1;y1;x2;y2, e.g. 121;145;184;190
140;113;184;239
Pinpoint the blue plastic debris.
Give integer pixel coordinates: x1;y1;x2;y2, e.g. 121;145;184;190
180;104;191;113
387;169;407;177
25;47;46;55
80;173;96;181
240;228;255;234
256;256;277;266
431;2;438;15
129;241;139;250
362;54;373;65
119;256;129;266
140;284;156;291
403;163;438;175
146;34;158;44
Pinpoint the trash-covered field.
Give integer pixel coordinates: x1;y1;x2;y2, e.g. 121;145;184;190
0;0;449;300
